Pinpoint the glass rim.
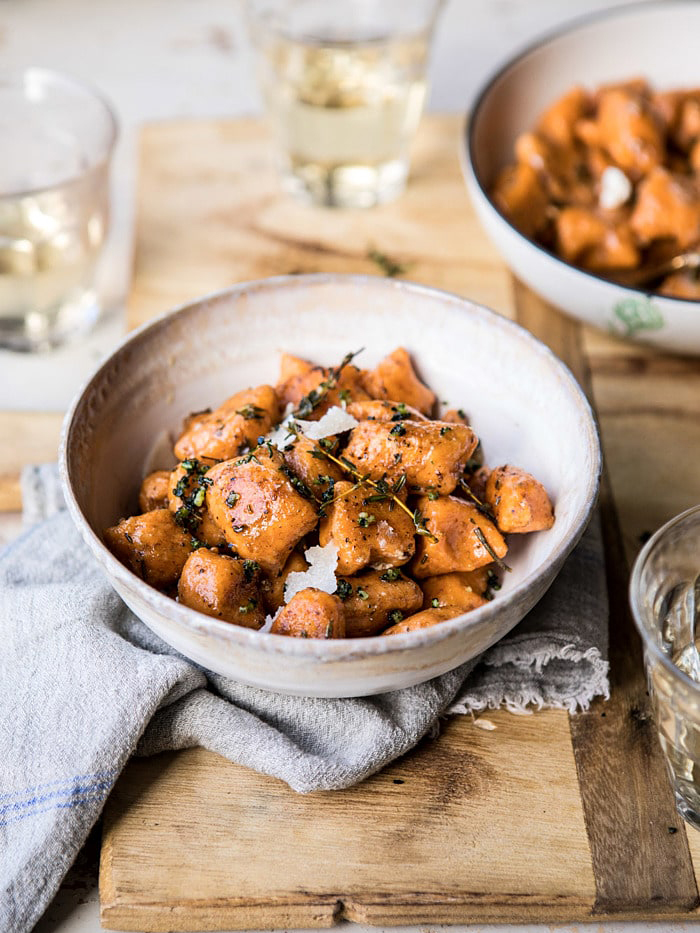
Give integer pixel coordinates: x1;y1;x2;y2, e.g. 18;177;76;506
629;502;700;691
0;66;118;199
246;0;445;42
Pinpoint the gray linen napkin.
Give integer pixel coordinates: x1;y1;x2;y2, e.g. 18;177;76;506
1;464;609;933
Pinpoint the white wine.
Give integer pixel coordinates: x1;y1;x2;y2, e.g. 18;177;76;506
259;32;428;207
0;169;108;350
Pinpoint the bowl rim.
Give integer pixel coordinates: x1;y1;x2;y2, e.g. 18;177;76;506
629;503;700;693
462;0;700;309
59;273;601;661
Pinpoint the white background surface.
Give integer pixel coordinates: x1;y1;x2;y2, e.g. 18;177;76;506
3;1;698;932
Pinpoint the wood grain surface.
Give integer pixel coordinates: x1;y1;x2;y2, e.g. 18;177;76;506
29;112;698;929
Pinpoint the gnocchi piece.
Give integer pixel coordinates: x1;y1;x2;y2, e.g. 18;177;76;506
421;573;489;613
345;398;427;422
382;606;460;635
174;385;280;461
178;549;265;628
485;465;555;534
360;347;436;416
411;496;507;579
491;162;550;239
593;87;665;178
629;167;700;248
335;569;423;637
138;470;171;512
104;509;193;589
537;85;590;147
343;419;477;496
271;588;345;638
206;448;319;574
318;480;415;576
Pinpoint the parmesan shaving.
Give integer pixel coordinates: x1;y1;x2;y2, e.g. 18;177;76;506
284;542;339;603
260;607;281;633
599;166;632;210
296;406;358;440
266;403;295;448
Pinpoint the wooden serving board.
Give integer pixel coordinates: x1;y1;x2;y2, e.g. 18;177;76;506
32;114;700;928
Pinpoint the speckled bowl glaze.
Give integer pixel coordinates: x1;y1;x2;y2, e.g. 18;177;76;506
60;275;600;697
463;1;700;356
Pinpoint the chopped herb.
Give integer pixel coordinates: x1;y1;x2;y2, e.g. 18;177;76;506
367;247;407;278
338;388;351;403
431;597;440;609
173;476;189;498
310;449;328;461
427;489;439;501
174;505;200;533
242;559;260;582
457;409;467;420
325;620;334;638
280;464;314;501
319;438;335;451
192;486;206;508
181;459;197;473
380;568;403;582
440;426;452;436
236;404;266;420
335;580;353;600
390;422;406;437
226;491;240;507
300;630;309;638
387;609;404;624
190;537;205;550
487;569;501;591
124;531;133;544
234;452;260;466
238;599;257;614
357;511;376;528
392;474;407;495
357;587;370;601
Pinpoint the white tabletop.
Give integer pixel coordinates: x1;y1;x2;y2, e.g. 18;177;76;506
3;1;696;931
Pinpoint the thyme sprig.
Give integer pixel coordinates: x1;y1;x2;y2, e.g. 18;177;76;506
474;527;511;572
458;476;496;522
292;348;364;419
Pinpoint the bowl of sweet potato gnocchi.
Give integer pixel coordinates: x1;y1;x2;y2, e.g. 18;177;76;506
60;274;599;696
463;1;700;355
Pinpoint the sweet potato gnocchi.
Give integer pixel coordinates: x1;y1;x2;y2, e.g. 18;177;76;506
492;79;700;298
105;348;555;639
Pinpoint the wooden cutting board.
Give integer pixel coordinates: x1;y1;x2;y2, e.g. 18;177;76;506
56;114;700;928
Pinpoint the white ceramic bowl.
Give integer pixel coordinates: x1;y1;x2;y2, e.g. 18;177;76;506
60;275;600;697
463;1;700;356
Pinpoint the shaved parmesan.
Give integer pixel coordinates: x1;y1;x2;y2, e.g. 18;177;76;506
266;404;295;448
599;166;632;210
284;541;339;603
260;608;281;633
296;406;358;440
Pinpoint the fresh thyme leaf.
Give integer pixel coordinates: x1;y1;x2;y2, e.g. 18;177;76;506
192;486;206;508
431;597;440;609
440;426;452;436
387;609;404;624
292;349;364;419
242;559;260;582
226;491;240;507
357;511;376;528
357;587;369;601
325;620;334;638
236;404;266;420
238;599;257;614
379;568;402;582
390;422;406;437
335;580;353;600
190;537;206;550
427;489;439;501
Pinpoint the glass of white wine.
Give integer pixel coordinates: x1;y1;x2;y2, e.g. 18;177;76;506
0;69;117;352
248;0;443;208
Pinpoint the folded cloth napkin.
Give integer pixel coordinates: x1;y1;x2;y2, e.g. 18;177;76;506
1;464;609;933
